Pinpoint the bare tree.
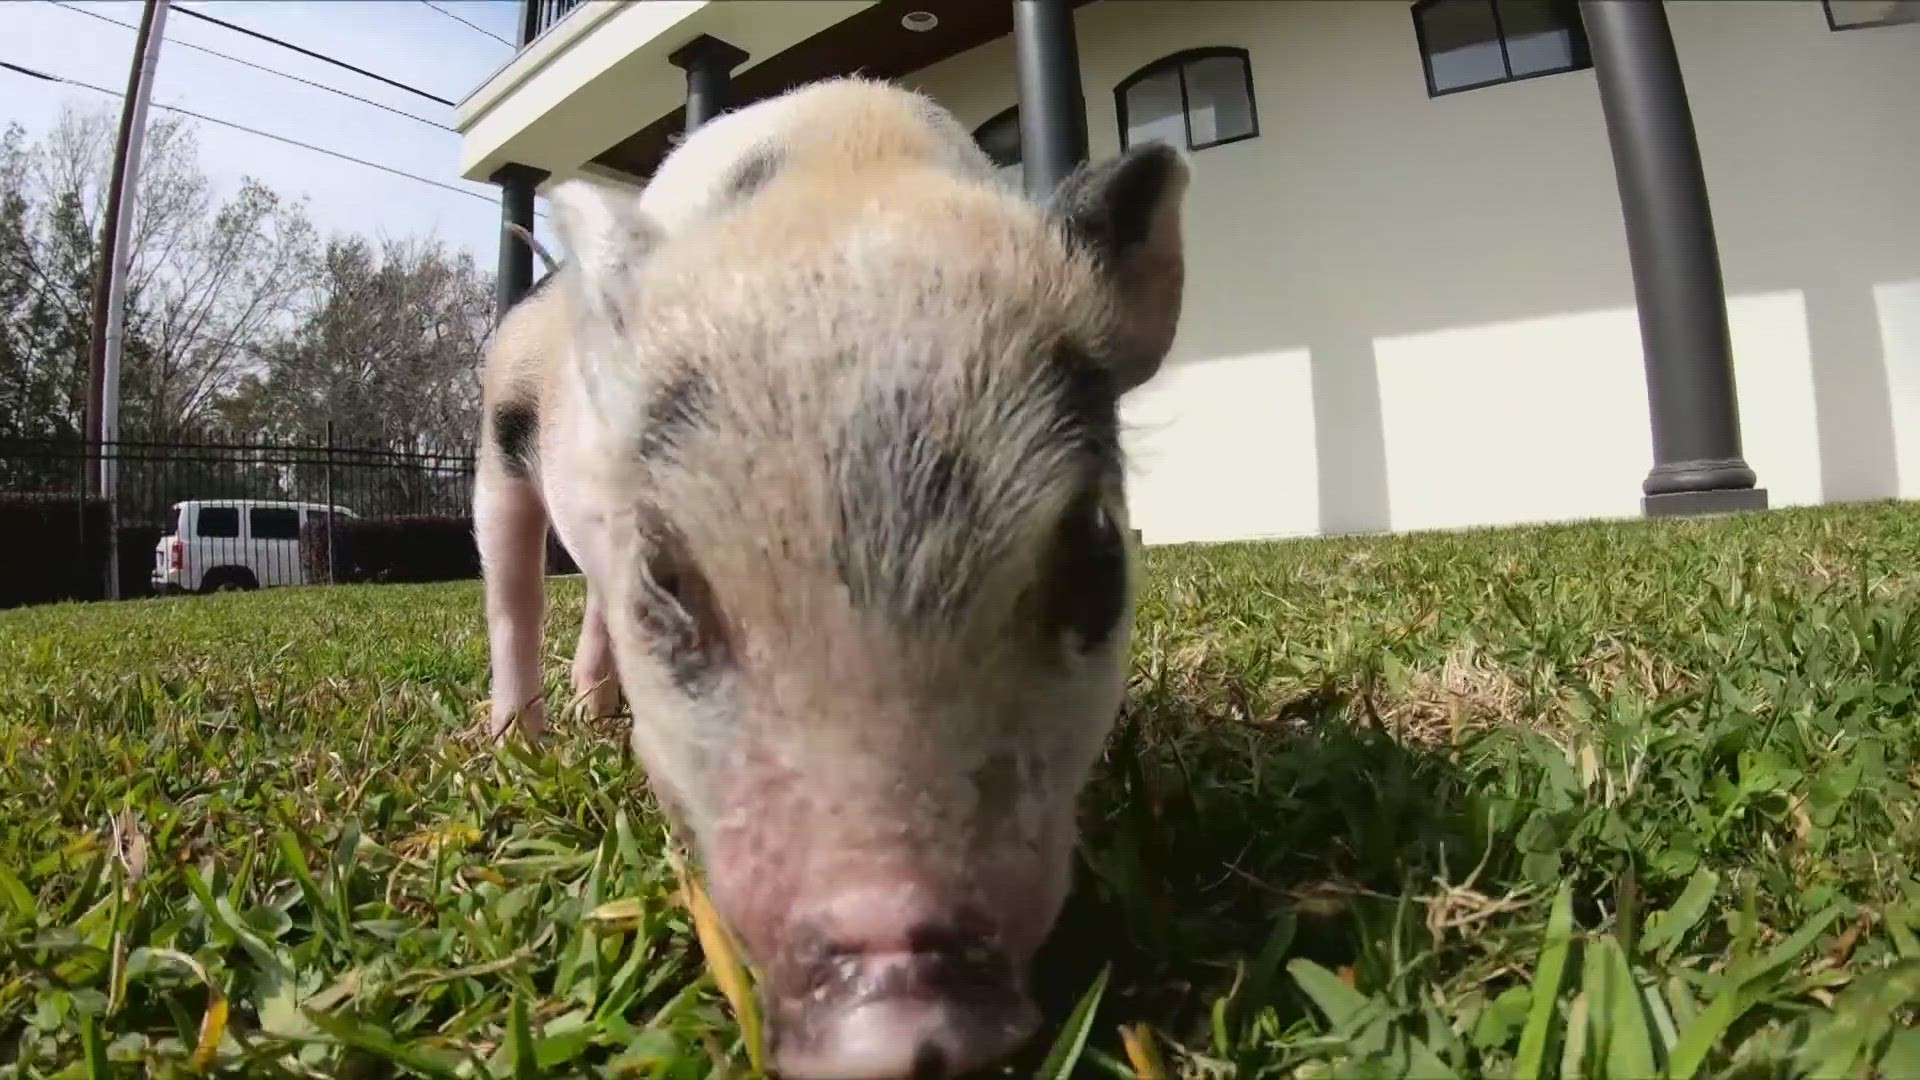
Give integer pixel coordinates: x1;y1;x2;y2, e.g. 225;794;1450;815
220;235;492;454
0;104;320;440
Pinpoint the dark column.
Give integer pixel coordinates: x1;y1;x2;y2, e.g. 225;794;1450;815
1013;0;1089;199
490;163;548;321
1580;0;1765;517
668;34;749;134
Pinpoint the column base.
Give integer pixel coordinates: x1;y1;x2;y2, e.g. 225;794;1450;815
1642;487;1769;518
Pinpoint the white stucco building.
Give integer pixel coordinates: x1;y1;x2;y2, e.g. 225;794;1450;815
456;0;1920;545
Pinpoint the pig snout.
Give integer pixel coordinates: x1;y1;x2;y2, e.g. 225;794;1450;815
757;884;1041;1079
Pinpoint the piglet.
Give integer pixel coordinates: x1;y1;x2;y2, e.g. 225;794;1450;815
475;77;1187;1079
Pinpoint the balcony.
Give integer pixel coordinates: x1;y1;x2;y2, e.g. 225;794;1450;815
453;1;876;185
522;0;589;44
453;0;1106;188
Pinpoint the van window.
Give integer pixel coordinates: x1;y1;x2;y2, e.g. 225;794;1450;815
196;507;240;539
164;506;180;537
249;507;301;541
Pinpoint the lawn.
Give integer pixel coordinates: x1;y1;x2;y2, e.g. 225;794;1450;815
6;502;1920;1078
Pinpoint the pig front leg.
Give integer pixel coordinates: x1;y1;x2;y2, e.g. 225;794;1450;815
571;589;622;719
476;463;549;742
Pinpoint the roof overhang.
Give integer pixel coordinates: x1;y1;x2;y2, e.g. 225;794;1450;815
453;0;874;183
591;0;1099;180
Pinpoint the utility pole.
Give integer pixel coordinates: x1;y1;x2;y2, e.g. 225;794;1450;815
84;0;163;493
91;0;170;598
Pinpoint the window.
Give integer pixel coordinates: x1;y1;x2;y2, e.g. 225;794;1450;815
1412;0;1590;97
196;507;239;539
973;106;1024;190
1823;0;1920;29
164;505;180;537
249;507;301;541
1115;48;1259;152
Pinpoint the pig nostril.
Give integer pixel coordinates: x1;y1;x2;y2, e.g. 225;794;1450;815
910;1041;949;1079
793;931;1013;1009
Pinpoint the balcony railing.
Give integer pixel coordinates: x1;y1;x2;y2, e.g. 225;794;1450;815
520;0;588;46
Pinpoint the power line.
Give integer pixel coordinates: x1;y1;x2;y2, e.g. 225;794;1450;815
45;0;454;132
1;59;496;207
170;4;458;108
418;1;513;49
0;60;55;82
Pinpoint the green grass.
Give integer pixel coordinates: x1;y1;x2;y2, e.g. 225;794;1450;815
7;502;1920;1077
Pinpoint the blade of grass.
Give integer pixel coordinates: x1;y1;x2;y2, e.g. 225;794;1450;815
667;844;761;1074
1120;1023;1167;1079
1639;869;1717;965
80;1012;108;1080
0;863;35;920
1039;965;1111;1080
191;985;228;1072
275;831;340;946
1559;993;1589;1079
509;995;538;1080
1596;936;1655;1080
1515;881;1575;1080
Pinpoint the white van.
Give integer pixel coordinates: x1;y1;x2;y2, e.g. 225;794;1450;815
152;499;356;593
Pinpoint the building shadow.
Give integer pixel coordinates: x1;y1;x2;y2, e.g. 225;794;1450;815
1309;332;1392;535
1805;280;1900;501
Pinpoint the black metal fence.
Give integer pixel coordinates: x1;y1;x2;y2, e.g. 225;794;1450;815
0;431;480;608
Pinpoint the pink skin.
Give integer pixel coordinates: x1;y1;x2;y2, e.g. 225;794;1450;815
478;466;622;737
475;467;549;741
571;592;622;719
673;687;1088;1079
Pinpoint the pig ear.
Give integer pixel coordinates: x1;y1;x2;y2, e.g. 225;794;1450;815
547;179;662;333
1047;142;1190;394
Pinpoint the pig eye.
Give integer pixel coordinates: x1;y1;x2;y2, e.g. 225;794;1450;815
1042;489;1129;652
650;555;684;603
639;539;730;682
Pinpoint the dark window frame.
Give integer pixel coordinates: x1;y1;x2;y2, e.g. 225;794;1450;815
1822;0;1920;30
195;506;240;540
1410;0;1592;99
972;104;1024;171
248;506;302;541
1114;46;1261;153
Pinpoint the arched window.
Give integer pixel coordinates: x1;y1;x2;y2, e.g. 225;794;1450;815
1114;47;1259;153
972;105;1024;190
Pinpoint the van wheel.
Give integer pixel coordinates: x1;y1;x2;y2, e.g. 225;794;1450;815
201;568;259;593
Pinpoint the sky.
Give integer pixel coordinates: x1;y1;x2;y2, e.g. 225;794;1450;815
3;0;541;272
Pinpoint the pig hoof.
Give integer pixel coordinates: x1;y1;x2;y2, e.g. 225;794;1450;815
571;673;622;720
489;699;548;744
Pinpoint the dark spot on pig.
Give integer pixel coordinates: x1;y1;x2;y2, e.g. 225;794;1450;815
492;402;538;478
913;446;980;531
832;424;985;622
637;371;711;458
720;144;782;208
1047;343;1120;460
